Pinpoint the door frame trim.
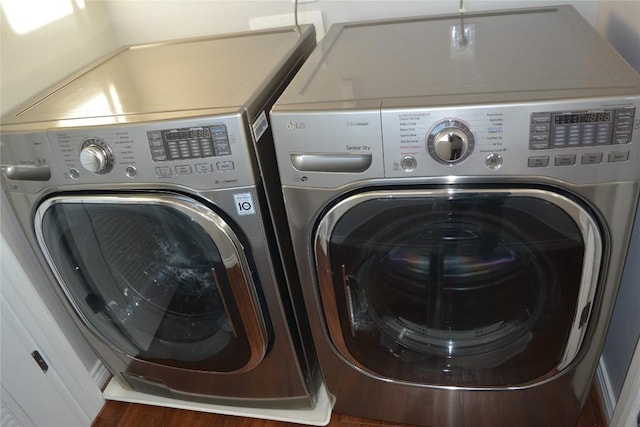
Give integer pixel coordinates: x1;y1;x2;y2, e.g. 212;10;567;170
34;192;268;374
314;187;603;389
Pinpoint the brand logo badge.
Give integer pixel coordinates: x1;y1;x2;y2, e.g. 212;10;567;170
286;121;305;130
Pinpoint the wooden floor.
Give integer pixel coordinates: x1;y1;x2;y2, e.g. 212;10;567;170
92;381;607;427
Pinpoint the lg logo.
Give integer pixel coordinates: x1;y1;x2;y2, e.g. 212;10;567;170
286;121;305;130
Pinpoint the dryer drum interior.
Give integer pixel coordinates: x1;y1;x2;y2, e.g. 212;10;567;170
357;220;547;355
40;200;254;371
325;194;586;386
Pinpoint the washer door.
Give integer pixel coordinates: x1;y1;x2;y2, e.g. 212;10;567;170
35;193;267;373
315;188;602;387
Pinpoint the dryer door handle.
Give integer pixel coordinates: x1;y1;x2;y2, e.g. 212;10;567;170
291;153;372;173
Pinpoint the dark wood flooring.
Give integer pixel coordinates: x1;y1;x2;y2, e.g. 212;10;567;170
92;381;607;427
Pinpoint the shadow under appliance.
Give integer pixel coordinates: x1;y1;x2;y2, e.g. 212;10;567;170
270;6;639;425
1;25;321;408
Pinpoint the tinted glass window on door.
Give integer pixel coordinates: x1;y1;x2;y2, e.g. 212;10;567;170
41;201;253;372
322;194;588;386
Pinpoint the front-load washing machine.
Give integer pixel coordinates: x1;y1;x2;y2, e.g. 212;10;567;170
1;25;321;409
270;6;639;426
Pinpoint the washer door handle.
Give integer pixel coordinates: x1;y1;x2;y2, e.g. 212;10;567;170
2;164;51;181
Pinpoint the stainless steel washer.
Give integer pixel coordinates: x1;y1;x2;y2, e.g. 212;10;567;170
270;6;639;425
1;26;321;408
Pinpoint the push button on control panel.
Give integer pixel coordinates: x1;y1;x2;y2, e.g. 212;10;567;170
175;165;193;175
195;163;214;173
529;113;551;149
485;153;503;170
528;156;549;168
608;151;629;163
125;166;137;178
614;109;634;144
155;166;172;177
555;154;576;166
217;161;235;171
581;153;603;165
400;156;417;171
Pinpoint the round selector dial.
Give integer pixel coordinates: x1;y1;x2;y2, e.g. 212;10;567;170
80;138;114;173
426;119;475;165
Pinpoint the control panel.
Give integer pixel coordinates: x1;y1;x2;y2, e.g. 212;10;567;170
271;99;638;189
377;99;638;185
526;107;635;169
529;108;634;149
146;124;232;162
0;115;257;193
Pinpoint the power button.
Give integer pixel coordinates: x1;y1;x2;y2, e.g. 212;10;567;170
485;153;503;170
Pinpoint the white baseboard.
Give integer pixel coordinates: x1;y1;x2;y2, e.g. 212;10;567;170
104;376;334;426
90;361;112;391
597;358;617;422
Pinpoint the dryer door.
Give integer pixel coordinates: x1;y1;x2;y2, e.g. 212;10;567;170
315;188;602;387
35;193;267;373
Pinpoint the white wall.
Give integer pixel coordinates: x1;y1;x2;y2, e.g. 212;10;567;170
0;0;117;116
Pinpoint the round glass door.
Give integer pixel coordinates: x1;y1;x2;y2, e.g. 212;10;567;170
315;189;601;386
36;193;268;373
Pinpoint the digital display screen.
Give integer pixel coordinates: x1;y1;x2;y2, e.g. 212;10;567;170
163;128;211;141
147;124;231;162
580;112;611;123
554;111;612;125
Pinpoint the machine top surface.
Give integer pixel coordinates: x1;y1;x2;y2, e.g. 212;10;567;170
3;25;314;126
275;6;639;107
0;26;316;194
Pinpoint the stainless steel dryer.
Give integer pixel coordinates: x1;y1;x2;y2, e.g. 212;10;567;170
1;26;321;408
270;6;640;426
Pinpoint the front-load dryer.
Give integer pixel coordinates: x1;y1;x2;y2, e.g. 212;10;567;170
1;25;321;409
270;6;639;426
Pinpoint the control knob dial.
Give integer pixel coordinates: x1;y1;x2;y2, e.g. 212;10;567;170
427;119;475;165
80;138;114;173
